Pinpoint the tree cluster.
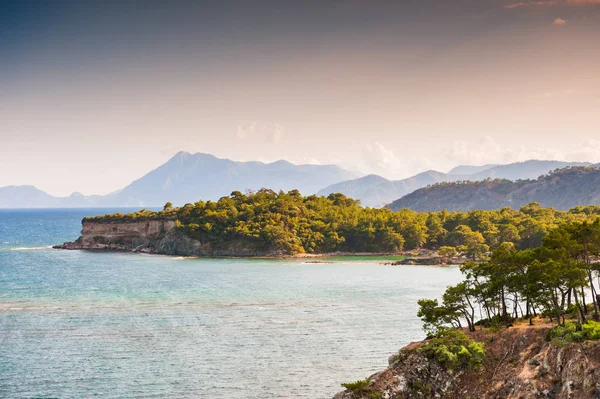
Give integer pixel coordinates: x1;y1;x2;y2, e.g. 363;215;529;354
418;219;600;336
86;190;600;256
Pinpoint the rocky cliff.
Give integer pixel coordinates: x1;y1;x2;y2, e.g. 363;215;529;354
55;220;278;256
334;323;600;399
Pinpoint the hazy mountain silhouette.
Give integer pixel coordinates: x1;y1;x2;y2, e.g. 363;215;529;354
386;166;600;212
0;152;359;208
318;160;593;207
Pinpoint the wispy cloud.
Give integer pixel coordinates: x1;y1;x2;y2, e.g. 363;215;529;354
505;1;557;8
553;17;567;24
505;0;600;8
236;122;284;143
444;137;600;171
350;138;600;180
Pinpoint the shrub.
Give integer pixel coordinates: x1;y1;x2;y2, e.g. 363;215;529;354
581;320;600;340
340;378;383;398
419;330;486;371
547;320;600;343
341;378;370;392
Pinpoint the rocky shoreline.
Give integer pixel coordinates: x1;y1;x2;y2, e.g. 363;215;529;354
54;220;415;259
333;321;600;399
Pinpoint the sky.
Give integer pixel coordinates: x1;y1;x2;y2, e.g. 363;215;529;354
1;0;600;196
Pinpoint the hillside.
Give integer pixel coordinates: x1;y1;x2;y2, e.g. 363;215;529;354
319;160;592;208
0;152;359;208
317;171;453;208
335;217;600;398
387;166;600;212
469;160;593;181
334;322;600;399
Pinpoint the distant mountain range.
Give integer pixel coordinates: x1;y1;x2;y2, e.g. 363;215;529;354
0;152;359;208
1;154;597;209
317;170;453;208
386;166;600;212
318;160;593;207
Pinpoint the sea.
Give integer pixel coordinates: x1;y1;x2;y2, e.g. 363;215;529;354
0;209;462;398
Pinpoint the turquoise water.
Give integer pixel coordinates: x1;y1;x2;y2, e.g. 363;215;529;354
0;209;462;398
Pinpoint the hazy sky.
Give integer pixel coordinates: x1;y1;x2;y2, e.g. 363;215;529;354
2;0;600;196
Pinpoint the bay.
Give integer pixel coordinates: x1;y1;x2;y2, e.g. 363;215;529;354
0;209;462;398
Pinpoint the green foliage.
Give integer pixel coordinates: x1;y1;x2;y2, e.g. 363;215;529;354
547;322;578;341
419;330;485;371
84;190;600;257
340;378;383;398
582;320;600;340
418;299;453;336
438;246;457;258
418;217;600;344
341;378;370;392
548;321;600;343
84;208;177;223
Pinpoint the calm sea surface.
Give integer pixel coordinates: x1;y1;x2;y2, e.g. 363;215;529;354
0;209;462;398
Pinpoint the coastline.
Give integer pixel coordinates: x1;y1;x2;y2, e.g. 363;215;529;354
54;219;470;264
333;319;600;399
53;243;408;261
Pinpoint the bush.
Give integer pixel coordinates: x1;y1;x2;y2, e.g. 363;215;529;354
419;330;485;371
547;320;600;343
581;320;600;340
340;378;383;398
341;378;370;392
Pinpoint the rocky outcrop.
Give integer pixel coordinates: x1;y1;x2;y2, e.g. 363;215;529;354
334;324;600;399
55;220;285;257
389;257;449;266
56;220;177;253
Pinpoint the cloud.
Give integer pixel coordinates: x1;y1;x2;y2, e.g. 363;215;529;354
236;122;284;143
361;142;404;173
553;17;567;24
504;0;553;7
351;137;600;180
445;137;600;169
447;137;564;167
568;138;600;161
347;142;435;180
235;138;600;183
505;0;600;7
505;1;557;8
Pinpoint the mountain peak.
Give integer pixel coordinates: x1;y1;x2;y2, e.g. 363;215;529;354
268;159;294;167
172;150;191;159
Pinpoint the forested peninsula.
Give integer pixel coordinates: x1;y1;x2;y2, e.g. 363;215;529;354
57;189;600;258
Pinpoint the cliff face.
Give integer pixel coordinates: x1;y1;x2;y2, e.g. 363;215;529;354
55;220;281;257
57;220;178;253
80;220;177;245
334;324;600;399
